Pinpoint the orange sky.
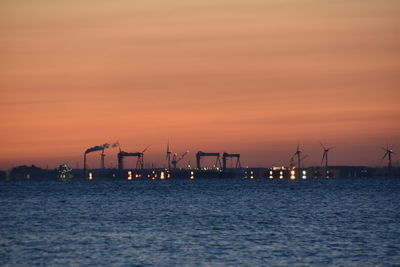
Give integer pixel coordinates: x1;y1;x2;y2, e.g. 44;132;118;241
1;0;399;169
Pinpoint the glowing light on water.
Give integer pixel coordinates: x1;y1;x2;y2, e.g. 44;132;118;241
269;170;273;179
160;171;165;179
279;171;283;179
290;170;296;180
302;170;307;179
89;172;93;180
128;171;132;180
190;171;195;179
250;170;254;179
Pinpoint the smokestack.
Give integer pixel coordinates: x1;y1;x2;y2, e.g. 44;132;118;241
84;143;109;177
101;149;106;170
84;153;87;178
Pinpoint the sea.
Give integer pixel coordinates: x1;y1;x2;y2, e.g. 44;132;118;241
1;178;399;266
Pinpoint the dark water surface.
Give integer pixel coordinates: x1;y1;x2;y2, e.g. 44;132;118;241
1;178;399;266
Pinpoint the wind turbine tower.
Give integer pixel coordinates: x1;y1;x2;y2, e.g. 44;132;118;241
382;145;395;177
293;144;302;171
321;143;334;178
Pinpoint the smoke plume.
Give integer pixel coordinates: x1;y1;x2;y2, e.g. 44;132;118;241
85;143;109;154
111;141;120;148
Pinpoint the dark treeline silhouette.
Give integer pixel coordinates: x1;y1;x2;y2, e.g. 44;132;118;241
8;165;55;180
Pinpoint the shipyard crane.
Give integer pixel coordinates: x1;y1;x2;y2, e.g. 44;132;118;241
117;146;150;170
222;152;242;169
171;151;189;169
196;151;222;169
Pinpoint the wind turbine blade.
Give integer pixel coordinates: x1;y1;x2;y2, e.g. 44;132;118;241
328;146;335;151
321;152;326;164
320;142;326;150
290;156;295;166
382;151;388;160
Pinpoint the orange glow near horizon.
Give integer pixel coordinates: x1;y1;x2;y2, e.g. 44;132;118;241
1;0;399;169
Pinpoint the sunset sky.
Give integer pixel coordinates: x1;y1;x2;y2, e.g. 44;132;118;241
1;0;399;169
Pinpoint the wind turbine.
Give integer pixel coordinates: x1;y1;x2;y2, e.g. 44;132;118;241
321;143;334;178
382;145;395;177
136;146;150;169
292;144;302;170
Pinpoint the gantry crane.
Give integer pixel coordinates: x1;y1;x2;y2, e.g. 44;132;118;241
222;152;242;169
196;151;221;169
117;146;149;170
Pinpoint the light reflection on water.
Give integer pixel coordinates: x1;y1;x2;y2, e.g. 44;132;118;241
0;178;399;266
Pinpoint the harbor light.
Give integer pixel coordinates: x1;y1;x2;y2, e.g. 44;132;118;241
250;170;254;179
88;172;93;180
160;171;165;179
128;171;132;180
269;170;273;179
279;171;283;179
302;170;307;179
190;171;195;179
290;170;296;180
